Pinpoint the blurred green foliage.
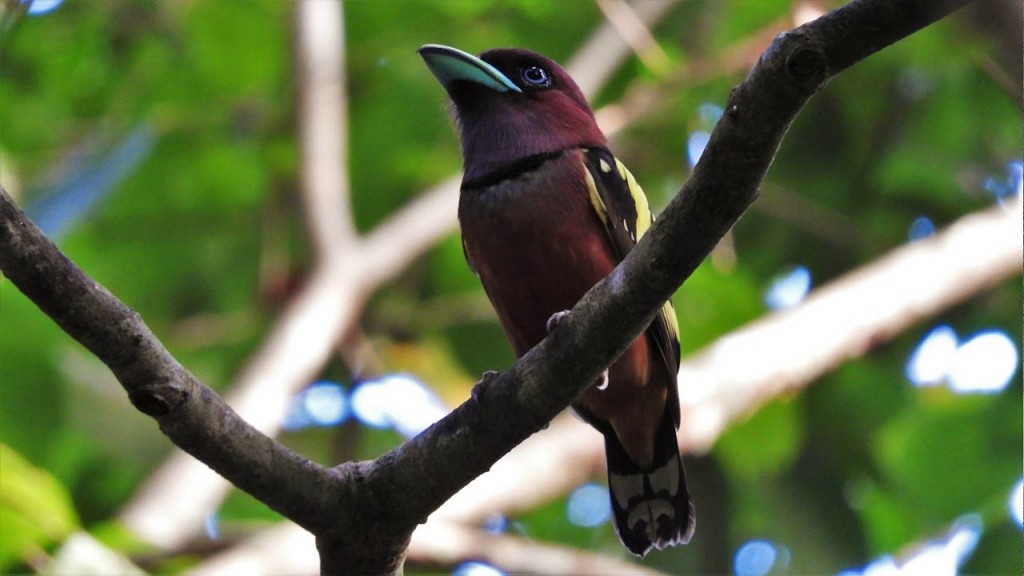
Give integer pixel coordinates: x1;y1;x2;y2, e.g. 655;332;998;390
0;1;1019;574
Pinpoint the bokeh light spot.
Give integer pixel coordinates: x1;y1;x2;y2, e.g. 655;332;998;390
284;380;348;430
734;539;777;576
452;561;505;576
983;159;1023;204
764;266;811;311
947;330;1018;394
687;131;711;168
896;67;932;101
907;216;935;242
204;511;219;540
482;514;508;534
1011;160;1023;198
1009;478;1023;528
350;379;392;429
836;555;898;576
303;381;348;426
566;482;611;528
351;374;448;437
28;125;155;238
901;515;981;576
25;0;64;16
905;325;958;387
698;103;724;127
839;515;981;576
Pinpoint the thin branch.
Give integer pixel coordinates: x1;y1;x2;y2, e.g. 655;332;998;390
964;0;1023;102
296;0;355;254
593;13;789;136
188;523;319;576
595;0;673;75
565;0;679;97
357;175;460;288
753;183;863;250
119;255;365;546
408;520;670;576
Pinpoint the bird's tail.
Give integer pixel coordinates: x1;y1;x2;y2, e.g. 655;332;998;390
605;410;695;556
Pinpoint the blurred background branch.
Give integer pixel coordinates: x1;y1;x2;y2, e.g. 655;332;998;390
296;0;354;254
188;518;672;576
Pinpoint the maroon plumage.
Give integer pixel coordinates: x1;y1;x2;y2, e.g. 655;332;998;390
420;45;695;556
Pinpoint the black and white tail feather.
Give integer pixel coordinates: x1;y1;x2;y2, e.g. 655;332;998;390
604;407;695;556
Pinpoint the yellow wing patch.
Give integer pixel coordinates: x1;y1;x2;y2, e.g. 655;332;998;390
614;158;652;241
583;163;610;229
661;300;681;345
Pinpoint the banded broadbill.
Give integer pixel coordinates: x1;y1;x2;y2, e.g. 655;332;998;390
419;44;694;556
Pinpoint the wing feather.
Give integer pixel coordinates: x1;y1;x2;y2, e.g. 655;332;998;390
582;148;682;428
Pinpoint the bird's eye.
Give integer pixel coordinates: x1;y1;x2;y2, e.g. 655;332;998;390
521;66;551;87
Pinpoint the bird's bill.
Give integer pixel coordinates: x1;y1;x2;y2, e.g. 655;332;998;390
419;44;521;94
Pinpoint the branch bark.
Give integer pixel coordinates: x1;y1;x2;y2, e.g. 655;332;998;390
0;189;336;534
0;0;974;573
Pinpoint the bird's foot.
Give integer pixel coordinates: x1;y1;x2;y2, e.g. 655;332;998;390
471;370;501;404
546;310;609;390
546;309;571;334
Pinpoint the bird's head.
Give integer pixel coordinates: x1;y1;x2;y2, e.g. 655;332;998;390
419;44;607;185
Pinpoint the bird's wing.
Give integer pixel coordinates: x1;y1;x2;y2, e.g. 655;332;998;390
582;147;682;428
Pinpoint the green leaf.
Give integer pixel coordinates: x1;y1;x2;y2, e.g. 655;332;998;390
714;397;803;482
875;394;1020;524
0;443;80;569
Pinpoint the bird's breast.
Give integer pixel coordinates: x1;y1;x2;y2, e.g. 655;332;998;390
460;148;666;466
459;149;618;356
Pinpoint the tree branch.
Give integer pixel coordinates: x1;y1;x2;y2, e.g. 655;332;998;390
124;1;359;547
0;0;975;573
296;0;355;254
0;189;335;533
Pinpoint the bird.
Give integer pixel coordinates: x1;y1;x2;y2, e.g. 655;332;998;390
419;44;694;556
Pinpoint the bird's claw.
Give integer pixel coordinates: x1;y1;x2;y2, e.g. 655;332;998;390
471;370;501;404
546;310;608;390
546;310;571;334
